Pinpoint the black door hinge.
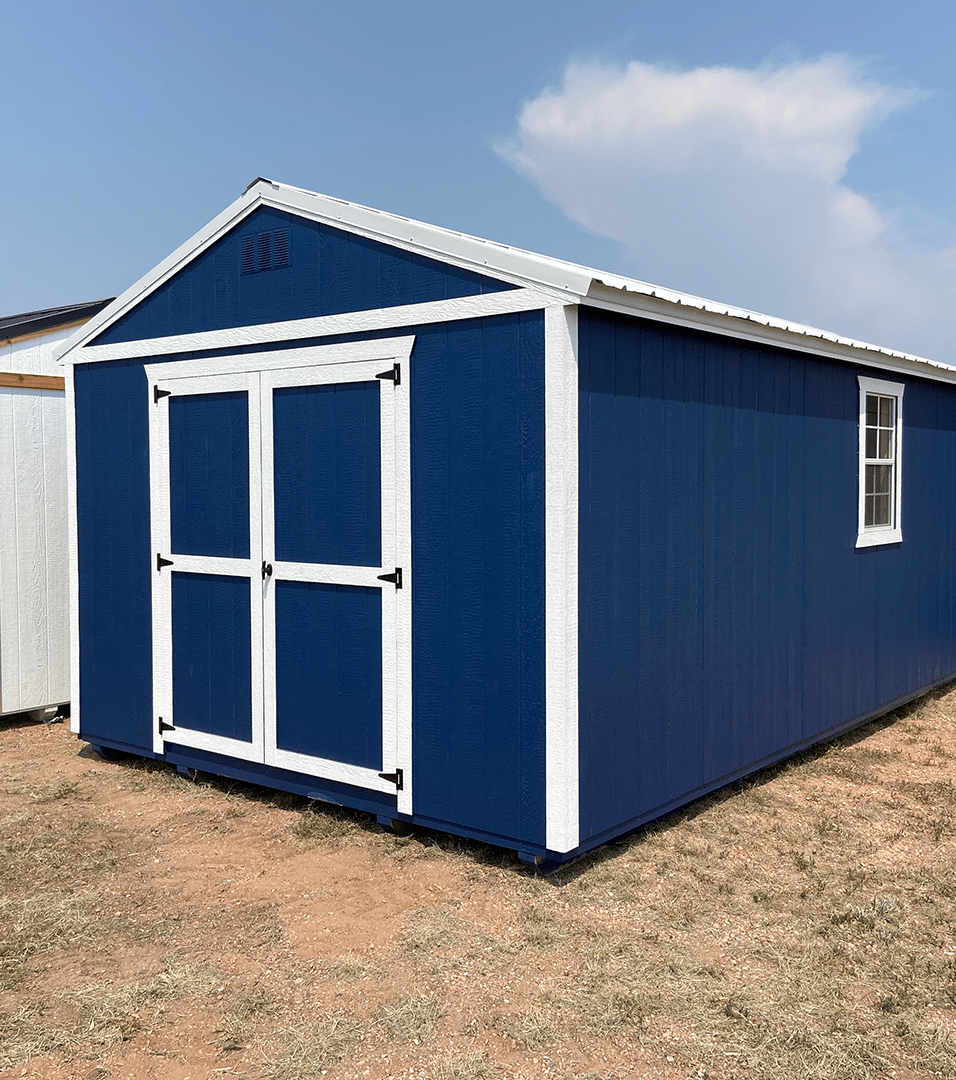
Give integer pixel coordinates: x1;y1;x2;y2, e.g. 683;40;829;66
375;363;401;386
378;768;404;790
158;717;175;733
377;567;402;589
154;386;171;404
156;553;174;571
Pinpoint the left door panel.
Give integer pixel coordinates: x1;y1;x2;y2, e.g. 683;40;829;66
149;372;264;759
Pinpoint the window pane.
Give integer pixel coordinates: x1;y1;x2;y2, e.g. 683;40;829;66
866;395;878;425
879;397;894;427
874;493;890;525
866;429;877;457
865;494;875;526
866;464;892;496
878;429;893;459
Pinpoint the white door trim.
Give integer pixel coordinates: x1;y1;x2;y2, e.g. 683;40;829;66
146;337;413;810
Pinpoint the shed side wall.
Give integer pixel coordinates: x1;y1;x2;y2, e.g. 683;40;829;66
578;306;956;845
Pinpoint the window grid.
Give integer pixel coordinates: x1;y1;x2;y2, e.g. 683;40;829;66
864;393;896;528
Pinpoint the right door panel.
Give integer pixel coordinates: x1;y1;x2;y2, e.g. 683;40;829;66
261;358;407;802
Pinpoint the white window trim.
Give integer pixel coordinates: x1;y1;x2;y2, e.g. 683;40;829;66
857;375;904;548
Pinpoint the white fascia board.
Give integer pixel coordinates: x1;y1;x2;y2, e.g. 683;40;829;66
585;282;956;387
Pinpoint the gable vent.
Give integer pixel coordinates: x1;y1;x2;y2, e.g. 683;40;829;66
240;236;256;275
241;228;292;275
273;228;290;268
257;231;273;271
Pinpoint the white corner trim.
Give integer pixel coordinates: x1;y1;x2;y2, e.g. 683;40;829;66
64;289;550;365
65;366;80;733
856;375;904;549
544;305;579;853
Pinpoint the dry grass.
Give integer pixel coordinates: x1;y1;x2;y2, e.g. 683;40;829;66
5;682;956;1078
375;993;445;1042
320;950;381;982
0;959;222;1068
261;1015;366;1079
493;1005;561;1049
289;802;369;844
428;1050;500;1079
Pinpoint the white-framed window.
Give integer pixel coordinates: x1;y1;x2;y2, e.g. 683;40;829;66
857;375;904;548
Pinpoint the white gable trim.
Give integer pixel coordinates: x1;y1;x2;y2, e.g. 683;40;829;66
61;289;552;365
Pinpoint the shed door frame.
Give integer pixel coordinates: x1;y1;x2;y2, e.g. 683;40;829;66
146;337;414;813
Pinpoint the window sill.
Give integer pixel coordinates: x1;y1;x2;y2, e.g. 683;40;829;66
856;528;902;549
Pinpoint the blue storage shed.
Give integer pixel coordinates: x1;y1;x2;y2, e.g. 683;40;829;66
57;178;956;867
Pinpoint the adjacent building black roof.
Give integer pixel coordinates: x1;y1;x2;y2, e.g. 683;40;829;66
0;299;115;342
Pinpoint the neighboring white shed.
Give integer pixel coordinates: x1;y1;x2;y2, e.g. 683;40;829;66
0;300;111;717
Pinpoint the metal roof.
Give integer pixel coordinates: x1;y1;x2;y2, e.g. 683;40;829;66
55;179;956;384
1;299;114;343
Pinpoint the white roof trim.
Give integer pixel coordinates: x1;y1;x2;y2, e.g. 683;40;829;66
56;178;956;384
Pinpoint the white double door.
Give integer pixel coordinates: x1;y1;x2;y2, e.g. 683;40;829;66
146;338;412;812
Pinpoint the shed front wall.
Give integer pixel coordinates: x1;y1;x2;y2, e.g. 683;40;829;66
578;306;956;848
74;310;546;851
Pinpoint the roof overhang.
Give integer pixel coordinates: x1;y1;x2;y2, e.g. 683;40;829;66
56;179;956;386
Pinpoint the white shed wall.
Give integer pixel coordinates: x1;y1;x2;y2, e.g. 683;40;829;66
0;329;71;714
0;324;76;377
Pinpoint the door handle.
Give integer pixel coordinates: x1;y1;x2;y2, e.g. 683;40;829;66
262;561;273;580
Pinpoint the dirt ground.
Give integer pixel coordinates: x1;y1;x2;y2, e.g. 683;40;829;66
2;687;956;1080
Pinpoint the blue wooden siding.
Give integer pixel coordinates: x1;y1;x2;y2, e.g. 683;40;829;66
578;307;956;847
92;207;516;346
74;309;546;851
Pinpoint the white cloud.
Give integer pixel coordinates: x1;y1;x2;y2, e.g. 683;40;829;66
500;56;956;360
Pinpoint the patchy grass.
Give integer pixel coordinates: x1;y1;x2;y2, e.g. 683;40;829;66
429;1051;500;1079
261;1016;366;1079
375;993;445;1042
5;682;956;1078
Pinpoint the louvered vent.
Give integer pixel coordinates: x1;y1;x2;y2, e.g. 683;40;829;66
273;228;290;268
257;231;273;271
240;236;256;275
240;228;291;275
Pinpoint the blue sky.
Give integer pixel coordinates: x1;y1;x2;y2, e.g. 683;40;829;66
3;0;955;358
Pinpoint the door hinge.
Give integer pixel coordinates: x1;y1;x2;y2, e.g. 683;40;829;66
375;362;401;386
378;768;403;790
377;567;402;589
158;717;175;733
261;561;273;580
153;385;171;404
156;553;174;571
